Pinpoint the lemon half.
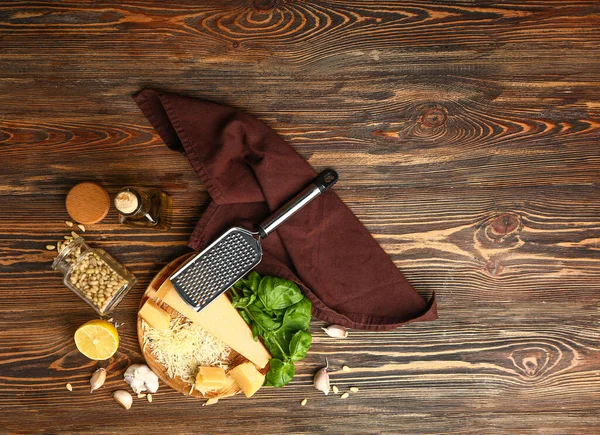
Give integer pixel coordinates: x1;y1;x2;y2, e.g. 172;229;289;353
74;319;119;360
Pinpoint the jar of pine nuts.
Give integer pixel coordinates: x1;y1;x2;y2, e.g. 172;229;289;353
52;237;137;315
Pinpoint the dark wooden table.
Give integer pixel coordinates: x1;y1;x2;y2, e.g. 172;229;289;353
1;1;599;434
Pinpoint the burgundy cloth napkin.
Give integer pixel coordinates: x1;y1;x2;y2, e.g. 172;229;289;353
134;90;437;331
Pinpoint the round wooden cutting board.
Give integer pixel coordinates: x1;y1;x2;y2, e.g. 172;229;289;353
137;253;267;399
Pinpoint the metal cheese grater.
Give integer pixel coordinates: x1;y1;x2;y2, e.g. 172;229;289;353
170;169;338;312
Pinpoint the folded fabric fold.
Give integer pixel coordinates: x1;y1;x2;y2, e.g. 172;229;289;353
134;89;437;331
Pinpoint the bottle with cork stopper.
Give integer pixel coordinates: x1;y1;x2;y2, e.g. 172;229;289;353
114;187;172;231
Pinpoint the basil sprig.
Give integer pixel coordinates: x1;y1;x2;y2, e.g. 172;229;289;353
229;272;312;387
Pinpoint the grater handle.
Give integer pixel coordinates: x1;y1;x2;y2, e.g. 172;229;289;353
258;169;338;238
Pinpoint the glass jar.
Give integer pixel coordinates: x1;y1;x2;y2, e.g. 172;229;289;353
52;237;137;316
114;187;172;231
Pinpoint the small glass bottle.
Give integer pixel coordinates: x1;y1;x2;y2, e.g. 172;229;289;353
52;237;137;315
114;187;172;231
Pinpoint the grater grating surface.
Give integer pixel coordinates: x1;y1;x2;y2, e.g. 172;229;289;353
170;227;262;310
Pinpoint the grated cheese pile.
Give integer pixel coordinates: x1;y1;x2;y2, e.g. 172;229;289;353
143;316;230;386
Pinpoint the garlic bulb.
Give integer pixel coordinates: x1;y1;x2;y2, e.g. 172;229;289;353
322;325;348;338
90;368;106;393
313;359;330;395
113;390;133;410
124;364;159;394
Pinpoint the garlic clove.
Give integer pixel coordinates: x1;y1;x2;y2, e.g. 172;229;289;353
90;368;106;393
321;325;348;338
313;367;330;395
113;390;133;410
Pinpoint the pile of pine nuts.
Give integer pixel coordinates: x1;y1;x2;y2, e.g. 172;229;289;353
69;251;127;310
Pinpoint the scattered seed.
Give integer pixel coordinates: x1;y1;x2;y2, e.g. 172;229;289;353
64;235;72;240
137;393;146;398
147;394;153;403
66;383;73;392
205;398;218;406
65;221;74;227
332;385;339;394
77;224;86;232
340;392;349;399
71;231;79;239
350;387;359;393
301;398;308;406
342;365;351;372
46;245;56;250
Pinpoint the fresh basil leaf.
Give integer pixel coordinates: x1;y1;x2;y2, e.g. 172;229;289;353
288;330;312;362
262;327;294;360
265;358;296;388
272;309;286;324
229;291;240;304
251;323;260;341
252;298;265;310
232;293;256;310
262;335;284;360
248;304;281;331
247;271;261;292
234;277;249;290
242;286;254;298
258;277;304;311
276;326;294;345
239;310;252;326
282;298;312;332
274;307;287;315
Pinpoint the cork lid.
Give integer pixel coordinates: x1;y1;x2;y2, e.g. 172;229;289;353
66;182;110;225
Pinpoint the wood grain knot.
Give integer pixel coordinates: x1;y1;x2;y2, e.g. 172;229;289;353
253;0;277;11
491;213;520;235
419;107;447;129
49;349;131;375
476;212;523;252
199;2;295;43
485;259;503;276
1;122;153;152
0;128;10;143
393;103;449;141
508;346;562;380
49;349;101;372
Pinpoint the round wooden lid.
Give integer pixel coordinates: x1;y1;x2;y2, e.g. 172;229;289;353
66;182;110;225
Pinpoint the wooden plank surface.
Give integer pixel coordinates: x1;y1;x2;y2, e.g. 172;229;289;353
1;0;599;433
